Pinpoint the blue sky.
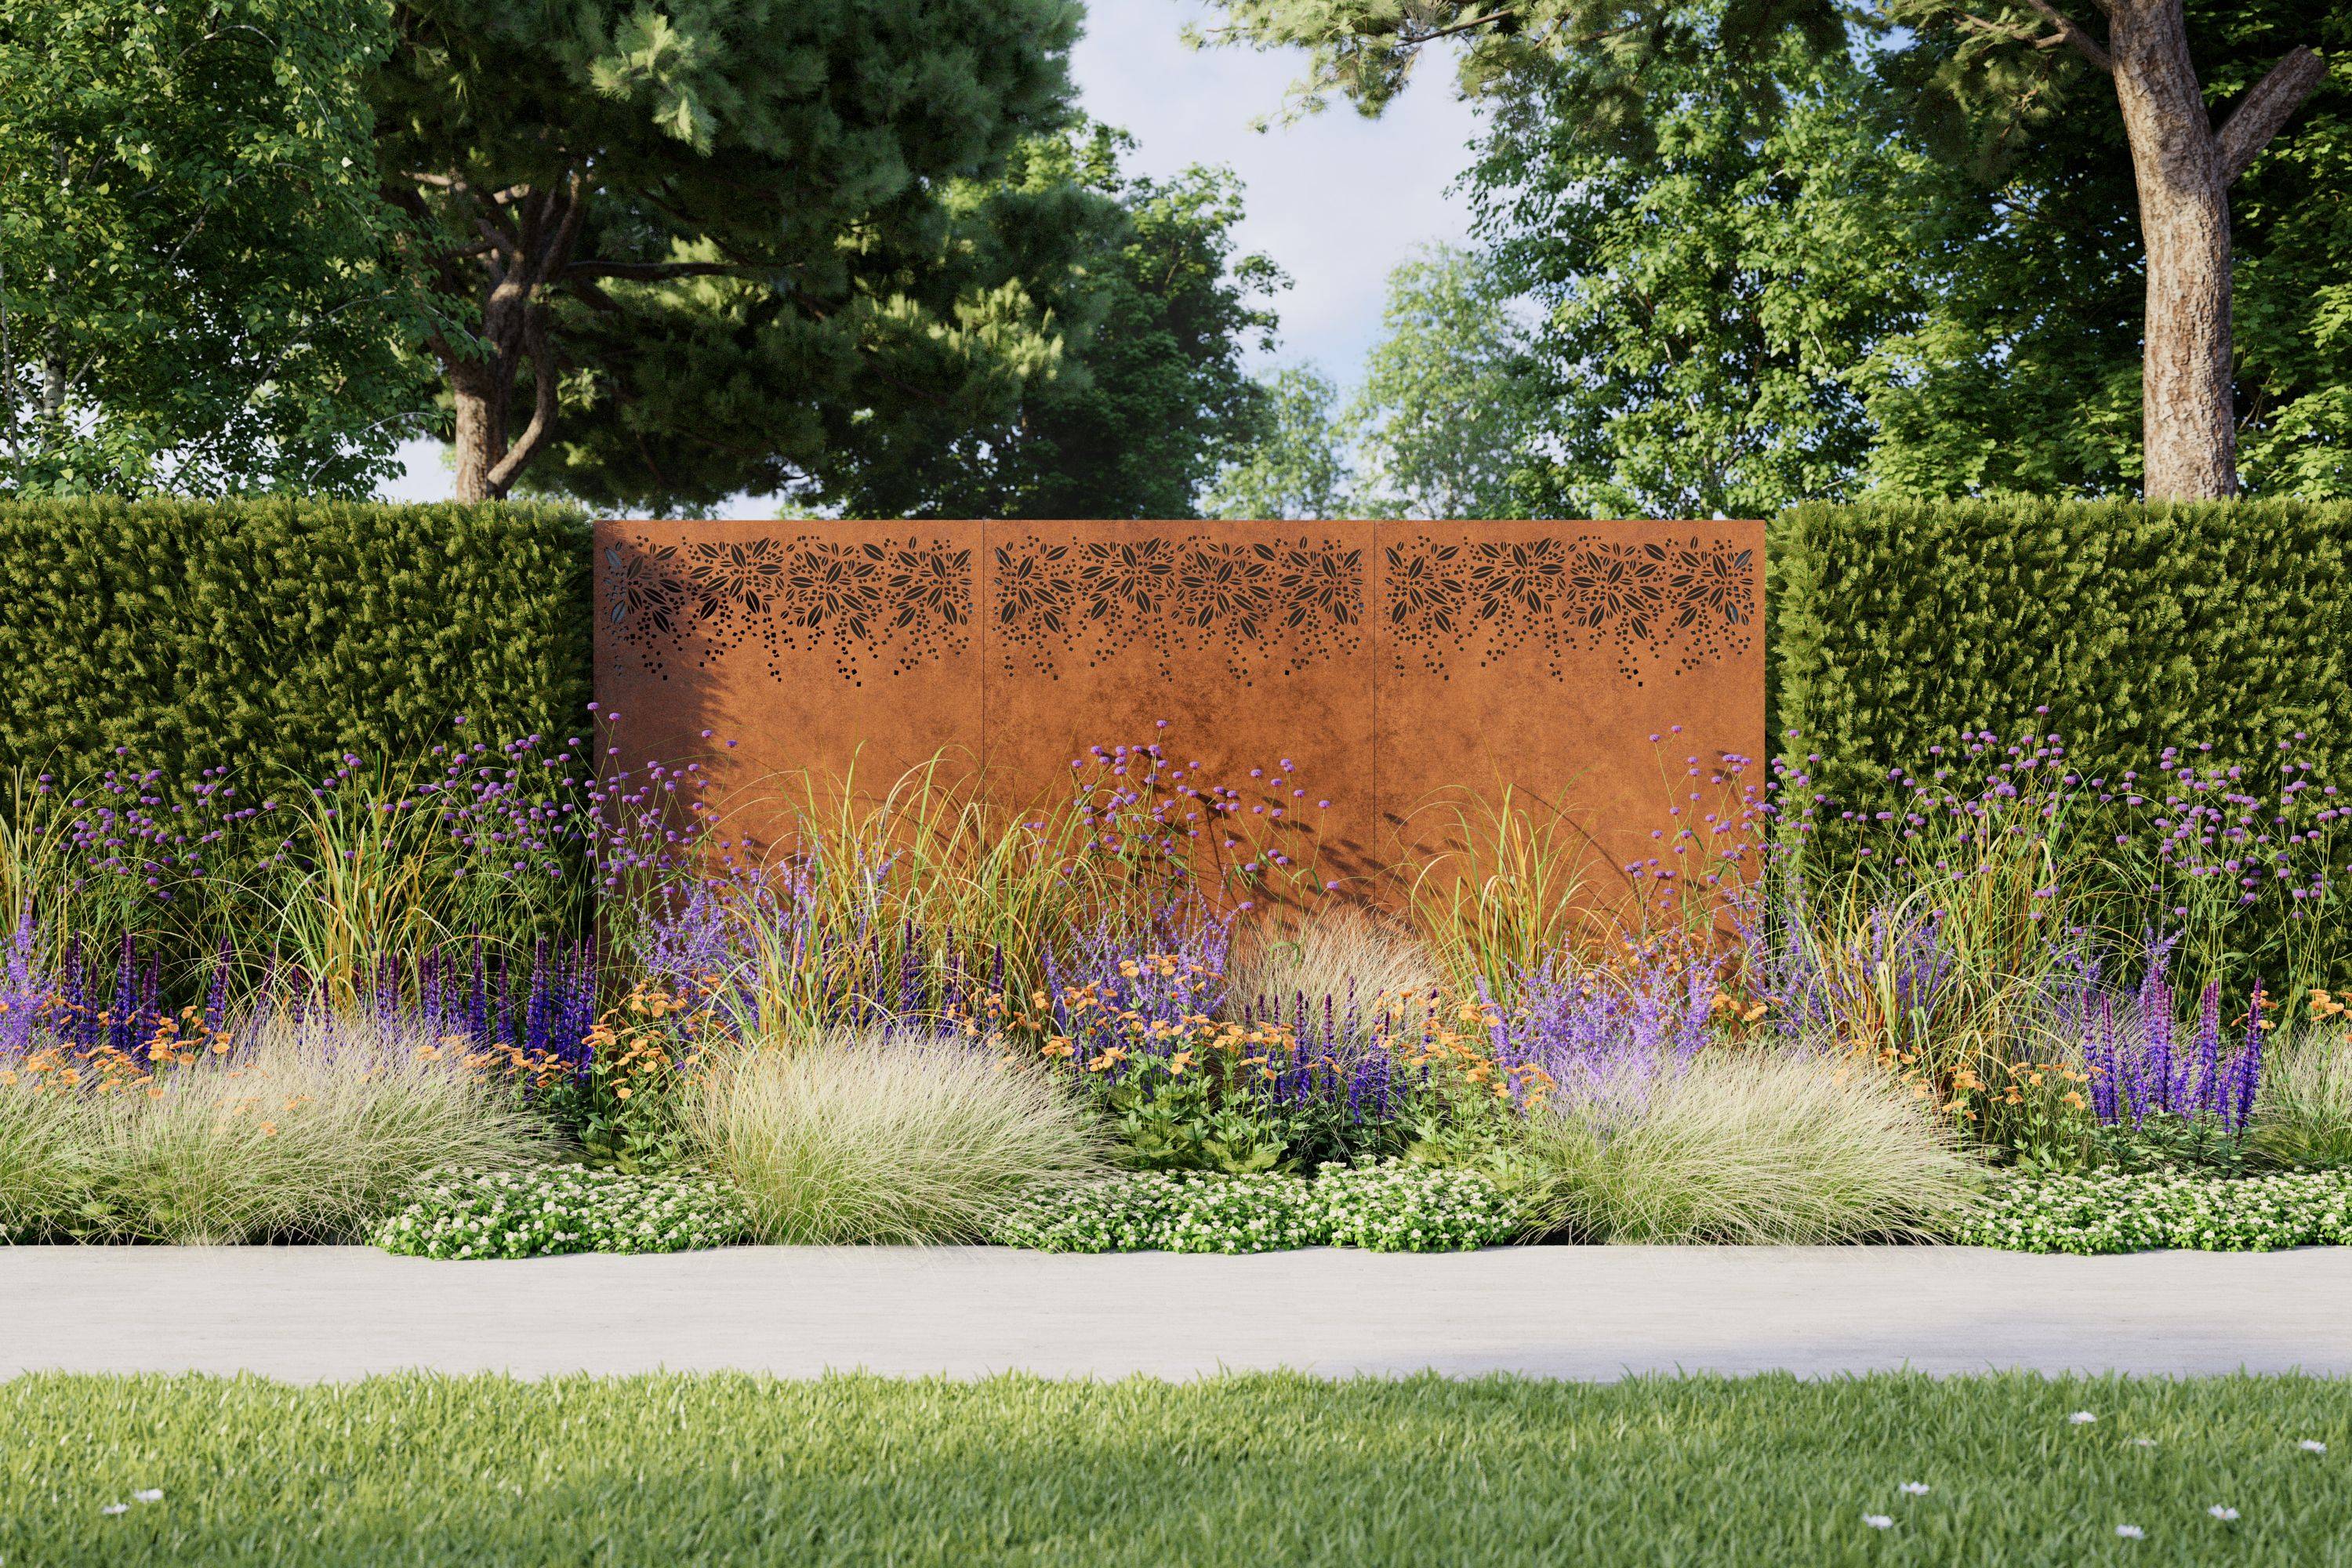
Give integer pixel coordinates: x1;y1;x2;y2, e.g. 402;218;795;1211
380;0;1486;503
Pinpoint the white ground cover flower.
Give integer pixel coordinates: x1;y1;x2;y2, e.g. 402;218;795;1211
989;1160;1526;1254
1951;1170;2352;1254
372;1166;749;1258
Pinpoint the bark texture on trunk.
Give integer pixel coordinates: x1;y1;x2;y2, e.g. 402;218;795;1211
430;180;585;503
2048;3;2328;500
2109;1;2236;499
448;360;508;503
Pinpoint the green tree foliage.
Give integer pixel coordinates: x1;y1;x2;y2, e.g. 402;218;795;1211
1342;245;1540;518
1877;2;2332;499
1467;49;1939;518
0;0;430;496
1190;0;1842;129
1866;2;2350;500
378;0;1085;506
1200;0;2344;502
1205;366;1357;520
821;125;1282;519
1463;4;2350;508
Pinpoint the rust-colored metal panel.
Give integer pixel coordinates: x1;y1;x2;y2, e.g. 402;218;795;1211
593;518;1762;899
977;521;1382;886
1373;521;1765;904
594;519;983;836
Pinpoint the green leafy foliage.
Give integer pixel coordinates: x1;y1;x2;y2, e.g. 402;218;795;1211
989;1160;1525;1253
1469;44;1929;517
2092;1113;2264;1179
0;496;590;822
1205;365;1356;520
1278;0;2350;508
1342;245;1542;519
824;124;1281;519
1192;0;1842;132
380;0;1090;506
1864;2;2351;500
0;0;432;496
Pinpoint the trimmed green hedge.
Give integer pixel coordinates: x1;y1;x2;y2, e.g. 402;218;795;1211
1769;498;2352;809
0;498;591;794
12;494;2349;864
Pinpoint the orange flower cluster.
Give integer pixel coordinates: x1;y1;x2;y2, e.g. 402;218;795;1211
1709;988;1771;1026
579;982;711;1095
1385;1002;1556;1109
1918;1051;2091;1124
0;1001;237;1098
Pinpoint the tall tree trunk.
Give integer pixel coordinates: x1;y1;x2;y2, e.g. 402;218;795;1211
2109;1;2236;500
440;186;580;503
449;356;509;503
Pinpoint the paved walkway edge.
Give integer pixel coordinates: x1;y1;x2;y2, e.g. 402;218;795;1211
5;1245;2348;1381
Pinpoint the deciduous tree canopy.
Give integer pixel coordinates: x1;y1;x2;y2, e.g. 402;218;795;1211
0;0;429;497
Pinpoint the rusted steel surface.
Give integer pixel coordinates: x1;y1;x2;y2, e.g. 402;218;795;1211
593;519;1764;898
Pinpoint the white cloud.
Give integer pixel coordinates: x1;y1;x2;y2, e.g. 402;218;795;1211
1075;0;1484;378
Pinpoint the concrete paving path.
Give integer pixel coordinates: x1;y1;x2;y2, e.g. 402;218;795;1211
4;1245;2347;1382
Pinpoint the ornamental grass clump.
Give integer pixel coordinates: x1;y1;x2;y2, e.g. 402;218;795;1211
1224;907;1442;1043
0;1065;101;1241
1523;1050;1980;1244
691;738;1331;1041
685;1029;1107;1244
2252;1018;2352;1168
2;1011;552;1243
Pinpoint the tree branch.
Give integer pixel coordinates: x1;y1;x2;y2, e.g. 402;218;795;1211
2020;0;2111;73
483;310;557;493
564;260;755;282
1403;6;1518;45
2216;45;2328;183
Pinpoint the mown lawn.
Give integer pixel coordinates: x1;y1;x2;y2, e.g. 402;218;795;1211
1;1371;2346;1566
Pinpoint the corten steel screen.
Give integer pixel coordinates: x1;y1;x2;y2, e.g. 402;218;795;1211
593;519;1765;899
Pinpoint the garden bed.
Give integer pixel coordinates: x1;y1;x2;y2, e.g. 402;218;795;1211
5;719;2350;1262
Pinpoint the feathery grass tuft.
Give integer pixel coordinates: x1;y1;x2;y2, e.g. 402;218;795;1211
685;1029;1108;1244
1525;1050;1981;1244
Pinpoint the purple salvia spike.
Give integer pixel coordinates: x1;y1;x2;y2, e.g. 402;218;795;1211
2143;978;2174;1121
204;935;233;1035
466;938;488;1044
2090;995;2118;1123
2234;979;2266;1130
2190;981;2222;1117
495;956;514;1050
525;938;552;1056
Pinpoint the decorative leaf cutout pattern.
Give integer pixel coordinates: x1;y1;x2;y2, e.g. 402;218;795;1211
604;531;1754;684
